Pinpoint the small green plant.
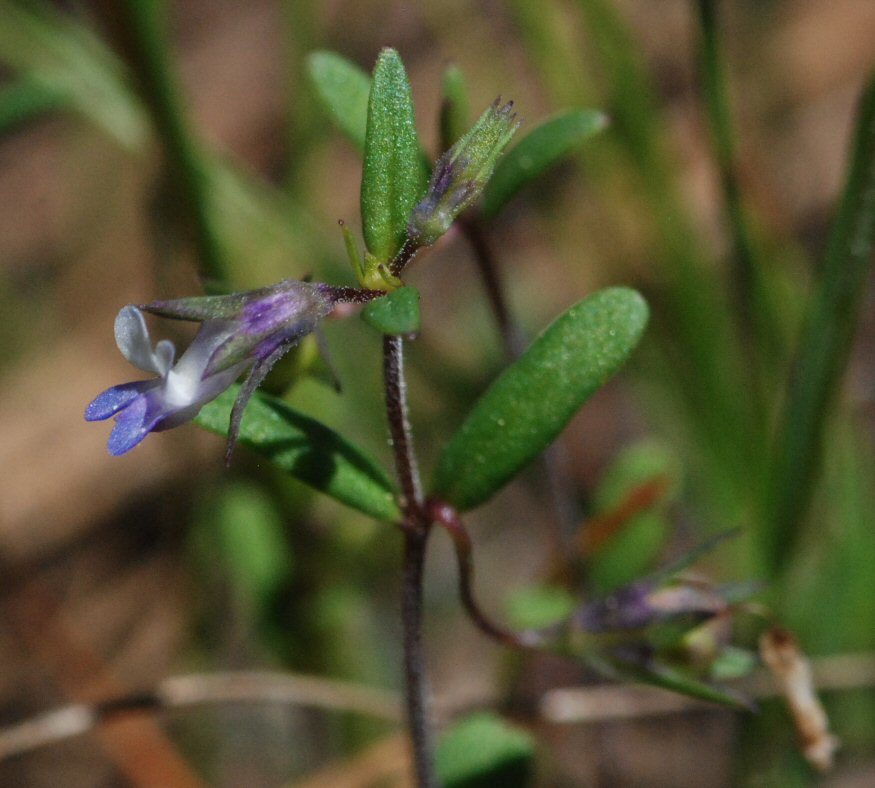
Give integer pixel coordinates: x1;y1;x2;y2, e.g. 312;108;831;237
2;1;872;784
81;46;788;785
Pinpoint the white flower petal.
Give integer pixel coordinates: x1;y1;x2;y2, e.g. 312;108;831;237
154;340;176;377
171;319;236;383
114;306;164;374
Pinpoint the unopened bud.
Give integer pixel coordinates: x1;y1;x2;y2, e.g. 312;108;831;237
408;98;520;245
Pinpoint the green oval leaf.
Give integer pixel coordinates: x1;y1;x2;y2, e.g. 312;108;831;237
195;386;401;522
481;109;608;219
361;47;427;261
436;712;535;788
432;287;648;511
361;286;421;335
306;50;370;151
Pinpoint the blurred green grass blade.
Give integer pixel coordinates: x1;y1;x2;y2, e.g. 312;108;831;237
432;288;648;511
436;712;535;788
481;108;608;219
574;0;765;519
361;286;421;335
507;0;593;107
109;1;228;283
765;75;875;575
196;386;401;522
0;77;66;134
306;50;371;151
0;0;147;149
588;654;751;709
0;1;326;290
439;62;469;150
361;48;427;261
696;0;780;371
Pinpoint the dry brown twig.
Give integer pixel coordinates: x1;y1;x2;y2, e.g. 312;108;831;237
0;671;401;762
3;650;874;769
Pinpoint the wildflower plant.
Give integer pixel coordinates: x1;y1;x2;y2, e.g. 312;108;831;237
78;41;851;786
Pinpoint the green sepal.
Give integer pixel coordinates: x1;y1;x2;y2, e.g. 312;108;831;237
361;287;421;335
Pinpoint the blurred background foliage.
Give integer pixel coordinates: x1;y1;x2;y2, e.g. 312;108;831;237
0;0;873;785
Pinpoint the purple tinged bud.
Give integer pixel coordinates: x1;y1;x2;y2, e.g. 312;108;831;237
576;582;656;633
574;580;729;635
408;98;521;245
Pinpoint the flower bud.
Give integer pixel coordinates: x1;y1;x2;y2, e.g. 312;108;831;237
408;98;520;245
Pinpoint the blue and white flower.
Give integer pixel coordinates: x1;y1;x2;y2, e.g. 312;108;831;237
86;280;335;459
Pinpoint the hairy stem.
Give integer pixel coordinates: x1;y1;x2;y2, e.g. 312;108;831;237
389;239;422;278
383;335;435;787
383;336;423;511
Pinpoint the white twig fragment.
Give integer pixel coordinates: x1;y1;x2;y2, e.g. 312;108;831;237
759;627;840;772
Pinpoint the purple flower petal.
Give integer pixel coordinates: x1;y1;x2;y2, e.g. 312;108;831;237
85;380;158;421
106;392;169;455
107;396;151;455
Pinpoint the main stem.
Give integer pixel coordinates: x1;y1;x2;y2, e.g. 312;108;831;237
383;335;436;787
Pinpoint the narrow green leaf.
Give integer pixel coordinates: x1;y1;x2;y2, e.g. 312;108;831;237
765;74;875;574
696;0;780;370
650;529;740;585
436;712;535;788
588;654;752;709
195;386;401;522
361;286;421;335
432;287;649;511
361;47;427;261
306;50;370;151
114;2;230;283
481;109;608;219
